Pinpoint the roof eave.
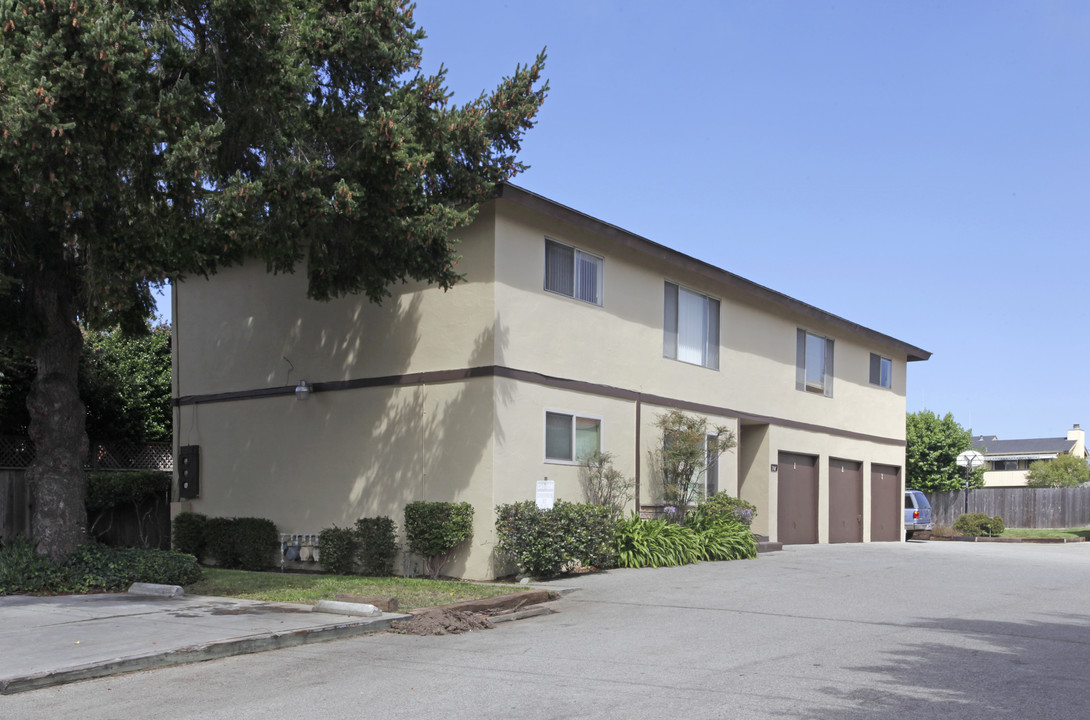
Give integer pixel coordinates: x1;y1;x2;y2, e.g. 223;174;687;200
496;182;932;363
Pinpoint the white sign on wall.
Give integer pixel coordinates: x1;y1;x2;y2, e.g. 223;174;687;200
536;479;555;510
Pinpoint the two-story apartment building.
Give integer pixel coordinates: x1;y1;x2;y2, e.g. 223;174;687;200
171;184;930;579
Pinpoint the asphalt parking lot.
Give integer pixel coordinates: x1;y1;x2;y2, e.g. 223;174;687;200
5;540;1090;719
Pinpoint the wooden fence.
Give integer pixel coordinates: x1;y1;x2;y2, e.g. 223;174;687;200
0;469;32;543
926;487;1090;529
1;437;174;546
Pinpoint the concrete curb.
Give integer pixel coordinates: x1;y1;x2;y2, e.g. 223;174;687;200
0;612;410;696
313;600;381;617
127;583;185;598
924;535;1087;544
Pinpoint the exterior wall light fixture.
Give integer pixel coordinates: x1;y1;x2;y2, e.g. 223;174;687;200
295;379;311;400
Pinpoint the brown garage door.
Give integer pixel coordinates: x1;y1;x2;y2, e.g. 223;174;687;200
778;452;818;544
870;464;901;542
829;458;863;543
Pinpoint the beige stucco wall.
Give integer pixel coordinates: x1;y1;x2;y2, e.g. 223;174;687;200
174;205;498;397
982;470;1029;488
175;377;499;579
490;201;909;444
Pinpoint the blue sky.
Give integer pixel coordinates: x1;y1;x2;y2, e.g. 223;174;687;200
156;1;1090;440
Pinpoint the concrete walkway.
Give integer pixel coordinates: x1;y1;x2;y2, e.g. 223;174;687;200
0;589;406;694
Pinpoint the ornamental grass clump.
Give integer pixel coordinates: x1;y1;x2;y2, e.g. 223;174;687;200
614;515;703;568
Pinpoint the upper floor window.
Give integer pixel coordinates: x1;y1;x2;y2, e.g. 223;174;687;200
545;411;601;463
796;329;834;397
869;353;893;389
545;239;603;305
664;282;720;369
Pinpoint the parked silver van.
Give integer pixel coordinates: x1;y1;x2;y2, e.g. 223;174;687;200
904;490;934;539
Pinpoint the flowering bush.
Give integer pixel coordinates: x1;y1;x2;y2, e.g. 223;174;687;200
689;492;758;529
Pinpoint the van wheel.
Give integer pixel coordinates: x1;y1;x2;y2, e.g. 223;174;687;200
905;531;915;540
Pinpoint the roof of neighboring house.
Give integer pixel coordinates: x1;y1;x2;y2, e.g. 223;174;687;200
496;183;932;363
971;435;1077;458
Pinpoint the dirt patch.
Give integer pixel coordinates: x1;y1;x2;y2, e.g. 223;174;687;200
390;608;495;636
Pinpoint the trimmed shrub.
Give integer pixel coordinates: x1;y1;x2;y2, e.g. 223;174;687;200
0;539;202;595
404;501;474;579
317;526;359;575
495;500;617;578
235;518;279;571
690;492;758;529
203;517;278;570
204;517;241;568
62;544;203;592
172;511;208;559
355;516;398;576
614;515;703;568
954;513;1005;537
85;471;171;514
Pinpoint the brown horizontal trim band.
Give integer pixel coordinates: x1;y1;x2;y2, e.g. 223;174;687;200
175;364;904;447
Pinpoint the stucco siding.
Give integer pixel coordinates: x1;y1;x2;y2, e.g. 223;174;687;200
175;206;497;397
490;201;907;445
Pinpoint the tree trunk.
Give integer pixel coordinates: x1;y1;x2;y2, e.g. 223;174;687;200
25;272;89;561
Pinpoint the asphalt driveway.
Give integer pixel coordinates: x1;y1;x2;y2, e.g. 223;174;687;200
5;541;1090;719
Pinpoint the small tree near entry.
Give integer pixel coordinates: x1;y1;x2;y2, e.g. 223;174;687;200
579;450;633;519
651;410;735;520
906;410;983;492
1025;454;1090;488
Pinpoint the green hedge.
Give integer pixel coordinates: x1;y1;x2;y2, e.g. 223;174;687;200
690;492;758;528
172;511;207;558
0;538;202;595
495;500;617;578
85;471;171;513
315;517;398;576
186;515;278;570
404;501;474;579
317;526;359;575
954;513;1005;537
355;516;397;576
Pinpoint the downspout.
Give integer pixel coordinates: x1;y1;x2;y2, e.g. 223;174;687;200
634;397;641;516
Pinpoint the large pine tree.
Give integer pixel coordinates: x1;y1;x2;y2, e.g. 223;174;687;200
0;0;547;559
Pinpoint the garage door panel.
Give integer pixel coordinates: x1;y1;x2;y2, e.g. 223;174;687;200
870;464;901;542
829;458;863;543
778;452;818;545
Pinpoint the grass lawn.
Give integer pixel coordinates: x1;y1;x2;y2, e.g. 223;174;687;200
999;527;1090;540
184;569;529;610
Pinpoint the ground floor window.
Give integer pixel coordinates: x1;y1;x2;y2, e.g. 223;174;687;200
545;411;602;462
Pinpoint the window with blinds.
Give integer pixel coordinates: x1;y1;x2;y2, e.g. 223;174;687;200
545;239;603;305
545;411;602;463
663;281;720;370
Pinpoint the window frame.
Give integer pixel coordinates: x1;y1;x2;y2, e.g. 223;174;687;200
663;281;720;370
796;329;835;397
544;238;604;306
544;410;603;465
869;353;893;389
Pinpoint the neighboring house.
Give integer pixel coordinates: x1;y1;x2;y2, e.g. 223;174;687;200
171;184;931;579
971;425;1087;487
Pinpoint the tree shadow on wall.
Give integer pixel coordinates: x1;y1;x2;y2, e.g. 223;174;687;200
300;318;511;576
795;613;1090;719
